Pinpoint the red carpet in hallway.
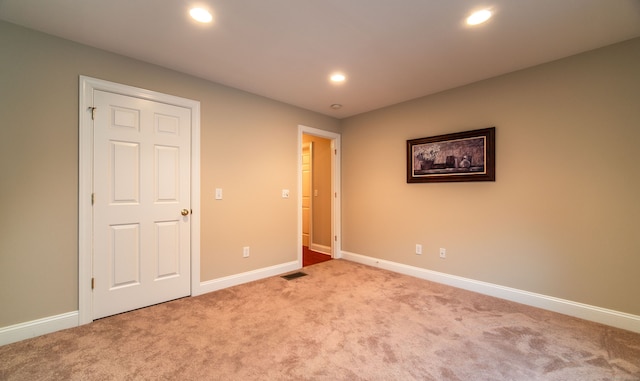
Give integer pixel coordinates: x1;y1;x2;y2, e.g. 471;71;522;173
302;246;332;267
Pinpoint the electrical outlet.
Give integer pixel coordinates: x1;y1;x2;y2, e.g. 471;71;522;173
415;244;422;255
439;248;446;259
243;246;250;258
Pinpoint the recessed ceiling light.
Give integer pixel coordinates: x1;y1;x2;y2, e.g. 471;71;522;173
190;8;212;23
330;104;343;110
330;73;346;83
466;9;492;25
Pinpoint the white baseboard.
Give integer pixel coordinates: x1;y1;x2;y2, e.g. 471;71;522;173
1;261;301;346
341;251;640;334
5;254;636;347
0;311;78;346
309;243;331;256
195;260;300;296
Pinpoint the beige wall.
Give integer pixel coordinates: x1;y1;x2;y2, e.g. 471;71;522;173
0;21;339;327
341;38;640;315
1;18;639;330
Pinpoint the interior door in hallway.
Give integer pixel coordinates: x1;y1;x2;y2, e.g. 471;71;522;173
302;142;312;247
92;90;192;319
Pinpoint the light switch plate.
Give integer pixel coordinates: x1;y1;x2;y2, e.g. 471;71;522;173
215;188;223;200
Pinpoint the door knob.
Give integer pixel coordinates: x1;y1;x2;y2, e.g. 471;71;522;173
181;209;190;216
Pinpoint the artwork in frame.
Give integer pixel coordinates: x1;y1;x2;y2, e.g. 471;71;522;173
407;127;495;183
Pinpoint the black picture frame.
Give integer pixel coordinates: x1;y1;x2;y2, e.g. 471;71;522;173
407;127;495;183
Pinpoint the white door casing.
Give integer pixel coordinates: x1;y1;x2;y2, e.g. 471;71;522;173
79;76;201;324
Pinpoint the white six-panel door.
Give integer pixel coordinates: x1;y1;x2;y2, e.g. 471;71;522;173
92;90;191;319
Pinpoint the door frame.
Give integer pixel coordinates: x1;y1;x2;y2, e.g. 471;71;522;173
78;76;201;325
297;125;341;266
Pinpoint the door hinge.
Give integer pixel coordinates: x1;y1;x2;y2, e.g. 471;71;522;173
335;235;338;242
91;277;95;290
89;106;97;120
91;193;95;205
334;149;337;155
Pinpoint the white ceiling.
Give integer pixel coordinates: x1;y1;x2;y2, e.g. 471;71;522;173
2;0;640;118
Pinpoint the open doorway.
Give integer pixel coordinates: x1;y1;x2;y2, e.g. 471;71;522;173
302;135;331;266
298;126;341;267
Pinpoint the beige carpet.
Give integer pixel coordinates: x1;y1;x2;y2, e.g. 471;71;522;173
1;259;639;380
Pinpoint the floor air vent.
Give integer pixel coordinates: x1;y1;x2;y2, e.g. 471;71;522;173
281;272;308;280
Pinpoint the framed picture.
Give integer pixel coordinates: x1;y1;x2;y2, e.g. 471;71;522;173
407;127;495;183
